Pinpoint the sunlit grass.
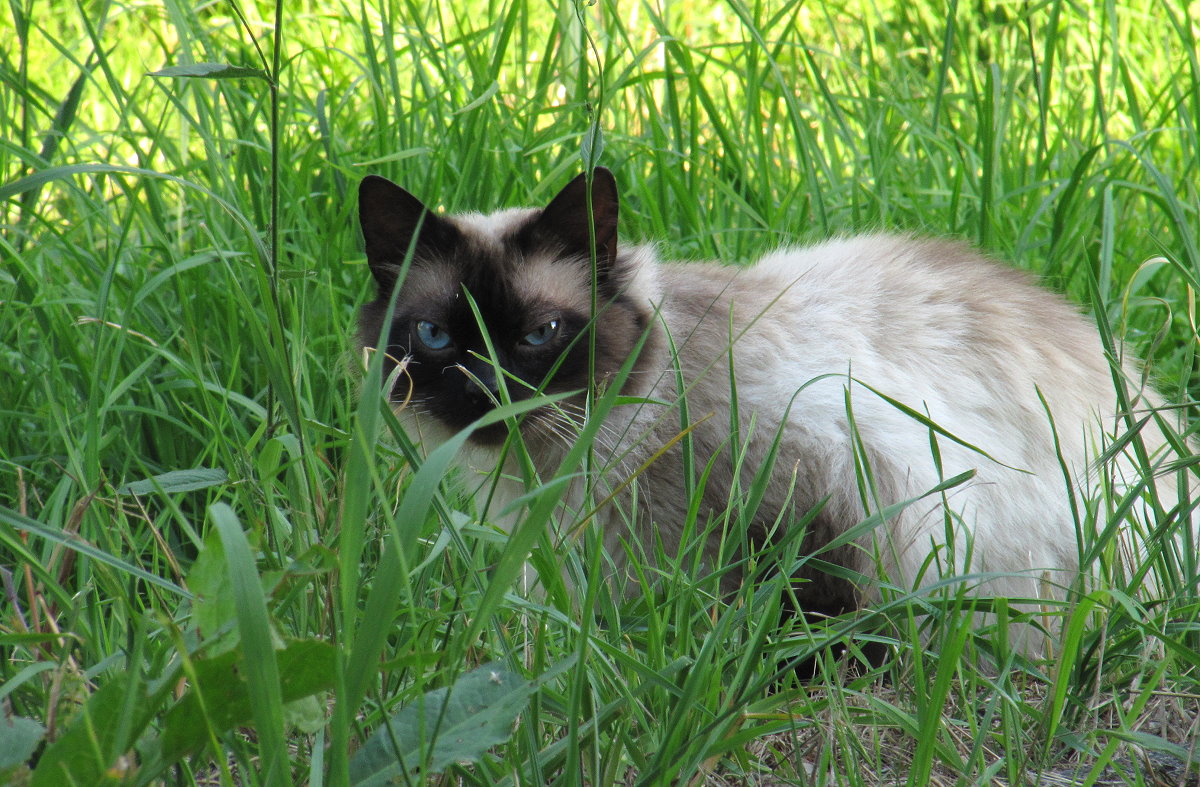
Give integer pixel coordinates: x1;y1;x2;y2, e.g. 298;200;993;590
2;0;1198;784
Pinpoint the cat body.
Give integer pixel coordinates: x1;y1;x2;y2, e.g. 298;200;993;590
357;169;1174;623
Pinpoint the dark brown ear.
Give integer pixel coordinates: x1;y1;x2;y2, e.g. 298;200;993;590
533;168;619;270
358;174;457;293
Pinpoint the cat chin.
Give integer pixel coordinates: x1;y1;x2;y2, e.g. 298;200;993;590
390;402;558;516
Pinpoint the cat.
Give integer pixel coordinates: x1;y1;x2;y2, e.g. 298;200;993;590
356;167;1183;647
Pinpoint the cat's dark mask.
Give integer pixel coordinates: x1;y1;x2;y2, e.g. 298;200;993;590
357;168;646;445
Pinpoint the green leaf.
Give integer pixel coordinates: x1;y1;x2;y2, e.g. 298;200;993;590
581;122;604;169
148;62;269;81
115;467;228;496
31;672;166;786
0;716;45;770
210;503;290;787
1103;729;1200;764
349;657;576;785
283;694;327;735
185;526;237;647
138;639;336;779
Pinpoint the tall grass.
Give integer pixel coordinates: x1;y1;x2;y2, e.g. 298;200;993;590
2;0;1198;783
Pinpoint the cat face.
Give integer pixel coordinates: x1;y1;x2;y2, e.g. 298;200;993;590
357;169;654;446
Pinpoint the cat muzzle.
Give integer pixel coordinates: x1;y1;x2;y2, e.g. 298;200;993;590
459;358;503;408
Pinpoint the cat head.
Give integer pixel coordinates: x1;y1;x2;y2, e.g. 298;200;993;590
357;168;658;446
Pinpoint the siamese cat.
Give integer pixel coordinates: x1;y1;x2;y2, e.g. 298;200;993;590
357;168;1180;642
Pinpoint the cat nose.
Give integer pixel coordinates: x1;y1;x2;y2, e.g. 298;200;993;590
461;359;501;406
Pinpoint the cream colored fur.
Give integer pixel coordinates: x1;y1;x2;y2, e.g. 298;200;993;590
393;218;1182;647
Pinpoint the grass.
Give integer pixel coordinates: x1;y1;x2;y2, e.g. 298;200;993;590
2;0;1199;783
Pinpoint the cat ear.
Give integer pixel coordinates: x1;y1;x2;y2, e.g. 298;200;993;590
358;175;456;293
535;167;619;270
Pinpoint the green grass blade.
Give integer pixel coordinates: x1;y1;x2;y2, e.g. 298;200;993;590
209;503;289;787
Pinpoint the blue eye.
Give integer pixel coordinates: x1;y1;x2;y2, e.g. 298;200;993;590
522;319;559;346
415;320;451;350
